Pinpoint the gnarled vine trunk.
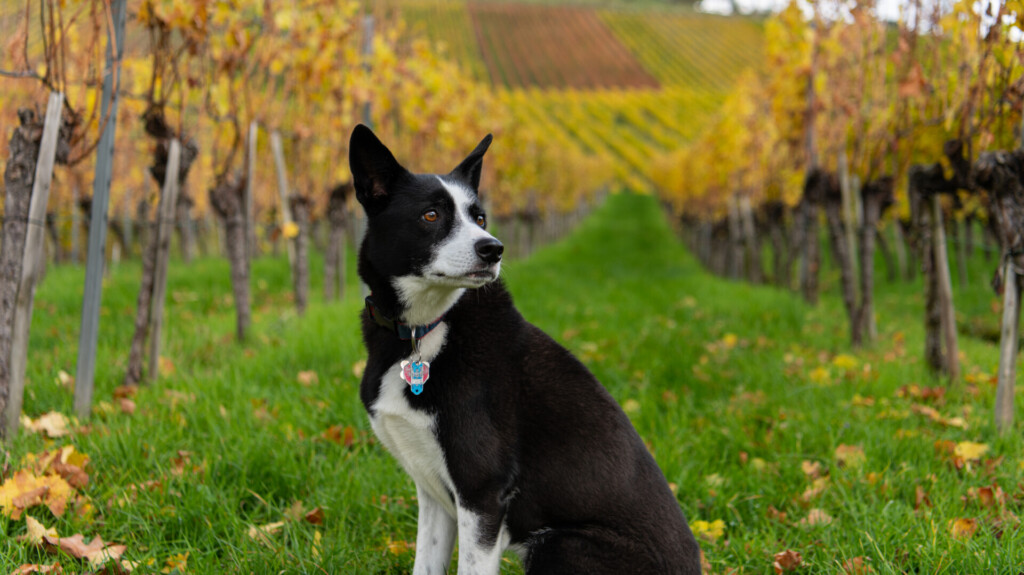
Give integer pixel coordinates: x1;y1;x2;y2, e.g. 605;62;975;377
325;182;352;301
289;195;311;315
125;109;198;385
0;108;71;437
856;177;894;344
210;176;250;341
822;171;860;345
176;192;195;264
800;168;827;305
910;164;959;376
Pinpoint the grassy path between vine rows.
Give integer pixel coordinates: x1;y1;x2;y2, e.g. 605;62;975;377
3;192;1022;573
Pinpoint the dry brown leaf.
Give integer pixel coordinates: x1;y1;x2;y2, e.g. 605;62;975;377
841;556;875;574
56;370;74;391
247;521;285;548
915;485;932;510
801;460;823;479
321;425;356;447
801;477;829;501
297;370;319;386
10;564;63;574
43;534;126;569
971;484;1006;508
20;412;72;438
910;404;967;428
767;505;788;523
112;385;138;399
773;549;802;573
158;356;176;376
96;559;138;574
835;444;866;469
798;508;834;527
352;359;367;378
283;500;305;522
304;506;324;525
118;399;136;415
51;462;88;490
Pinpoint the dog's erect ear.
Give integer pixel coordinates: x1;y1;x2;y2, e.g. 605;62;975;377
449;134;493;192
349;124;407;210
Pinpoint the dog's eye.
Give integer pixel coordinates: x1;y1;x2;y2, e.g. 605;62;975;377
475;215;486;228
423;210;438;223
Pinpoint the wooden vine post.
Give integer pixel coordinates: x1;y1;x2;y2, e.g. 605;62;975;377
146;140;181;383
739;195;761;284
270;131;296;266
75;0;126;418
1;93;65;438
245;121;258;261
839;150;859;269
994;258;1020;431
974;148;1024;433
932;195;960;381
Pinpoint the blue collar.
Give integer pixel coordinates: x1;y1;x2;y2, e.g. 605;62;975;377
365;296;446;341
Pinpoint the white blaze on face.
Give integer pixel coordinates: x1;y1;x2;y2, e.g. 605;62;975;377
430;175;500;280
391;176;501;326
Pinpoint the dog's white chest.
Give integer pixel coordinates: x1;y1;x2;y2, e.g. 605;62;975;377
368;326;456;516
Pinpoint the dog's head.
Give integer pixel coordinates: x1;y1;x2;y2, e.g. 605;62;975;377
350;125;503;318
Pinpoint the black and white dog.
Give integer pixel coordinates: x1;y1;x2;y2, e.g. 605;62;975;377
350;124;701;575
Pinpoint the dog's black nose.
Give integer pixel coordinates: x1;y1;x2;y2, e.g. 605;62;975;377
475;238;504;264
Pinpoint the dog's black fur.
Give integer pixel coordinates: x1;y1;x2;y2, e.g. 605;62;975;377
352;124;701;574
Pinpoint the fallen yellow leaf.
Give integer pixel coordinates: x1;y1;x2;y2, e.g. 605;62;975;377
312;530;322;561
161;552;188;573
18;515;58;545
949;517;978;539
832;354;858;370
809;366;831;385
954;441;989;461
0;470;74;519
690;519;725;542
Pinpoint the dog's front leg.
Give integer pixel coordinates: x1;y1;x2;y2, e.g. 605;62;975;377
455;504;509;575
413;485;457;575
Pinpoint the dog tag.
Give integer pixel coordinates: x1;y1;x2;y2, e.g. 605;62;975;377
400;360;430;395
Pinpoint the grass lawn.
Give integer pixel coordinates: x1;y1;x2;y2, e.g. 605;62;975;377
2;192;1022;573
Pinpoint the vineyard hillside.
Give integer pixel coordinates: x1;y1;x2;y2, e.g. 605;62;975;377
399;1;764;194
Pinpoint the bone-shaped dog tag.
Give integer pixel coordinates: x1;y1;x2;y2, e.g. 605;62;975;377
400;360;430;395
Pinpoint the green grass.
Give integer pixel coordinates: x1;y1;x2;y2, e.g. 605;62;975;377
3;193;1023;573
